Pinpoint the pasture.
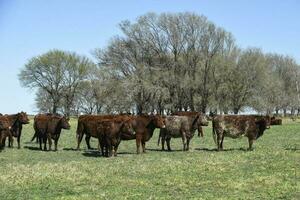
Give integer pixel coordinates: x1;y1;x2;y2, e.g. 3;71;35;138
0;118;299;200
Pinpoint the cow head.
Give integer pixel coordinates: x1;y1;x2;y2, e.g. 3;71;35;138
120;119;135;135
18;111;30;124
152;115;166;128
60;116;71;130
193;114;209;128
255;118;269;139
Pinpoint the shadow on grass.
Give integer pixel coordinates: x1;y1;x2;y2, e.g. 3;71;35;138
195;147;248;152
23;146;41;151
285;147;300;151
63;148;78;151
146;148;183;152
82;151;103;158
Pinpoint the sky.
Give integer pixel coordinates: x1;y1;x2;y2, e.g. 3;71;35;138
0;0;299;114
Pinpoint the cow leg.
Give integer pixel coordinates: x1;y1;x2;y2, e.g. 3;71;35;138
17;134;21;149
43;135;47;151
220;134;225;150
136;135;142;154
97;138;101;153
8;134;13;148
54;139;58;151
54;135;60;151
38;132;43;150
142;141;146;153
76;133;84;150
217;133;224;151
166;137;172;151
248;138;255;151
186;138;190;151
114;140;121;157
161;134;166;151
100;139;105;156
47;133;52;151
182;133;187;151
85;136;92;149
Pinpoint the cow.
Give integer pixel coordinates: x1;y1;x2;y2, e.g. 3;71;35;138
171;111;208;137
76;114;132;151
34;114;70;151
212;115;271;151
96;119;135;157
158;114;208;151
0;116;11;150
77;114;166;154
271;116;282;125
4;112;30;148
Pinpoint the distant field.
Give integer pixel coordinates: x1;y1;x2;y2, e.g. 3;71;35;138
0;118;299;200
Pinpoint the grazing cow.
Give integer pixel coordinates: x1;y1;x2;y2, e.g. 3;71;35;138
212;115;271;151
34;114;70;151
96;119;135;157
171;111;208;137
77;114;166;154
158;114;208;151
0;116;11;150
271;117;282;125
5;112;30;148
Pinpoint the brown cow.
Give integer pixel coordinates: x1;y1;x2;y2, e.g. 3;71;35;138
34;114;70;151
158;115;208;151
96;119;135;157
76;114;132;150
5;112;30;148
271;117;282;125
212;115;271;151
0;116;11;150
77;114;166;154
171;111;208;137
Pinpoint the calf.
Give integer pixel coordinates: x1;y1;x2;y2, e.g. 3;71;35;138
158;114;208;151
96;119;135;157
212;115;270;151
5;112;30;148
34;114;70;151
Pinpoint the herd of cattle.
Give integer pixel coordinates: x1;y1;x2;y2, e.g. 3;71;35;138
0;112;283;157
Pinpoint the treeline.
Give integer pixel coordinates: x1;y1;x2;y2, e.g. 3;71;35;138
19;12;300;116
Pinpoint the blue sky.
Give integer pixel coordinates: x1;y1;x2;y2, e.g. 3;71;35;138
0;0;299;114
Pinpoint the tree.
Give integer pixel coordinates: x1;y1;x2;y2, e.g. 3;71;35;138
19;50;94;115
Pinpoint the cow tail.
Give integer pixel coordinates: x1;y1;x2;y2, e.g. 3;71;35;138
212;120;217;145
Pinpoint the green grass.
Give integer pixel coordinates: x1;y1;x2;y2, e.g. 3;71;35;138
0;118;299;200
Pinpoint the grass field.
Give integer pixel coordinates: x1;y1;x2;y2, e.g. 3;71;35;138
0;118;299;200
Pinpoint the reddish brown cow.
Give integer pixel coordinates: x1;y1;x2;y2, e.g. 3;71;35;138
34;114;70;151
77;114;166;154
212;115;271;151
96;119;135;157
0;116;11;150
5;112;30;148
76;114;132;150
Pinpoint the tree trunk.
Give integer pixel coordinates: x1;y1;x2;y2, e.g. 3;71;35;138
233;107;239;114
